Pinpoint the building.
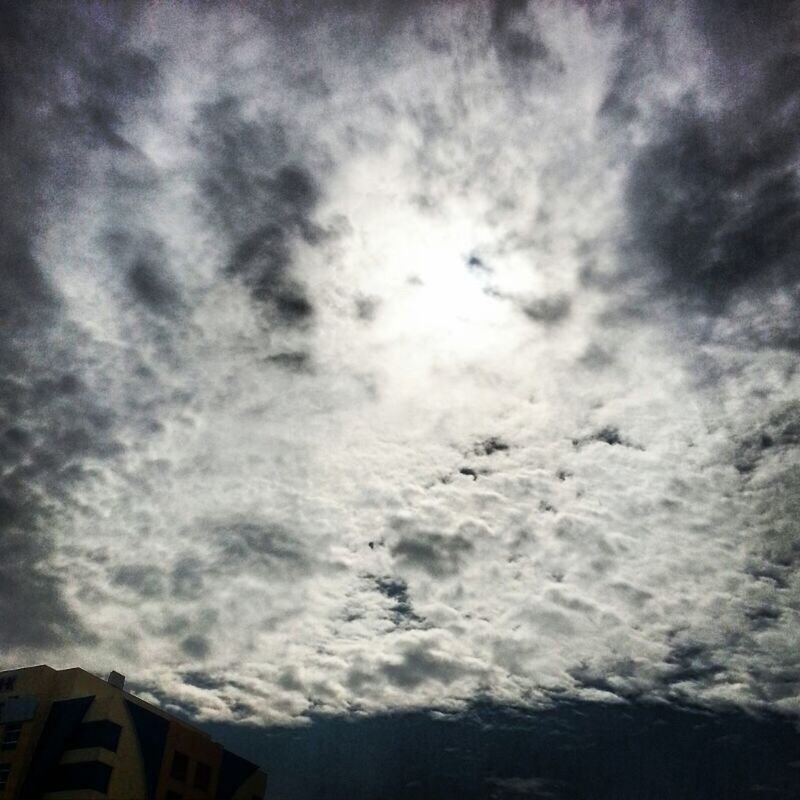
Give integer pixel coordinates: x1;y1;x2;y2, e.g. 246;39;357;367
0;665;266;800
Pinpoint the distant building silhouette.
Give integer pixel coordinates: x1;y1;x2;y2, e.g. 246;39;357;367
0;665;266;800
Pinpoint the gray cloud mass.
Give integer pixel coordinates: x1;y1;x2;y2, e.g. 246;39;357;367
1;0;799;725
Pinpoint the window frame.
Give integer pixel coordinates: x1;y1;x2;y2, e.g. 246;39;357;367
1;721;22;751
193;760;211;790
170;750;189;782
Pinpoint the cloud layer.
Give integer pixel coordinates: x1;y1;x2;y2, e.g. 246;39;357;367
2;0;799;724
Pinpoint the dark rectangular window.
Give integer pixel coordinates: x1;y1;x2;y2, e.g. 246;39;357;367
193;760;211;790
1;722;22;750
165;791;182;800
0;762;10;790
170;750;189;781
1;695;37;723
47;761;112;794
67;719;122;753
0;676;16;692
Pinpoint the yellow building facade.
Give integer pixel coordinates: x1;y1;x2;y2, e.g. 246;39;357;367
0;665;266;800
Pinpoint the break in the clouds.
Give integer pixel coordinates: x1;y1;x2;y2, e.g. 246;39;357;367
1;0;799;725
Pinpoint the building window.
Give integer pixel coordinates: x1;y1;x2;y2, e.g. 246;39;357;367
0;762;10;790
193;760;211;790
170;750;189;781
1;722;22;750
0;677;16;693
47;762;113;794
68;720;122;753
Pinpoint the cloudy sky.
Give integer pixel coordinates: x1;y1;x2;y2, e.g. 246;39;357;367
2;0;800;779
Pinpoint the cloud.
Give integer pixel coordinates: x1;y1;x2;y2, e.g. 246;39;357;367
113;564;166;598
0;3;161;650
572;427;642;450
194;96;320;323
181;635;211;660
473;437;511;457
209;519;312;575
734;401;800;474
390;521;475;578
128;254;182;314
627;102;800;311
380;641;471;690
1;0;798;727
0;498;90;649
521;295;572;325
373;576;425;627
622;1;800;356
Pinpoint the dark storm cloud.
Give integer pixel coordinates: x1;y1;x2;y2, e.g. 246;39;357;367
663;641;725;686
0;337;113;649
183;671;226;691
744;603;782;630
0;0;162;648
0;3;159;274
380;642;468;690
0;499;91;649
734;401;800;475
568;650;695;703
264;351;314;373
207;519;313;578
111;230;183;315
628;109;800;307
596;6;659;126
171;557;207;600
483;286;572;327
740;456;800;676
117;516;315;604
128;256;181;313
572;427;640;449
625;1;800;325
134;684;203;721
521;295;571;325
0;236;56;325
112;563;166;598
127;247;180;314
373;576;424;627
354;295;381;322
391;525;474;577
491;0;550;66
577;343;615;371
733;403;800;677
473;436;510;456
691;0;797;59
194;96;320;322
272;283;315;323
181;634;211;659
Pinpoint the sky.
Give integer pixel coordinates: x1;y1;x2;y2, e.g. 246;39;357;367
2;0;800;795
